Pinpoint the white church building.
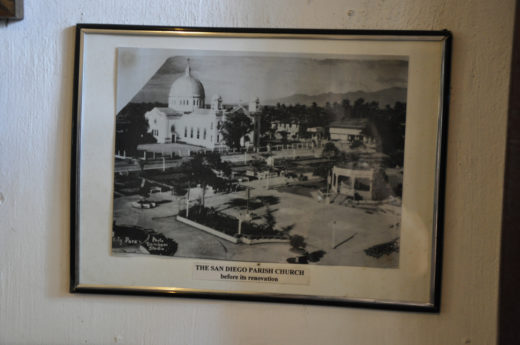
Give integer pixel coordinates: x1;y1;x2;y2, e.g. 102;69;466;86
145;60;260;150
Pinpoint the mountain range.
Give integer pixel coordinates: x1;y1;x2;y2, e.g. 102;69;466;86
263;87;407;108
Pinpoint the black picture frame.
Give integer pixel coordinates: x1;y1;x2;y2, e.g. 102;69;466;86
70;24;451;312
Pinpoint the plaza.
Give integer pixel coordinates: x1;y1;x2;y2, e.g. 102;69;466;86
113;169;400;267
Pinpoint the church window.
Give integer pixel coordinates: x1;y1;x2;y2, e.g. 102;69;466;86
210;122;213;130
210;135;213;142
193;99;196;105
203;129;207;140
197;128;200;139
184;127;187;137
190;127;193;138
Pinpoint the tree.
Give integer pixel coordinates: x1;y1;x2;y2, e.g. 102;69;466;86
306;250;326;262
263;207;276;231
365;101;406;165
221;112;252;150
204;151;222;168
341;99;352;120
290;235;307;252
204;151;232;185
182;153;218;208
352;98;367;118
322;142;341;160
278;130;289;144
258;106;276;140
115;102;159;156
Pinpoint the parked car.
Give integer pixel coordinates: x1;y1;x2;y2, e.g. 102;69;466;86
149;186;162;194
131;199;157;209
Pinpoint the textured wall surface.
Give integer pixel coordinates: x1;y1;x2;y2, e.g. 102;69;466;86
0;1;515;344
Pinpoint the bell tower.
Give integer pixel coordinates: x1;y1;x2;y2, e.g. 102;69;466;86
249;97;260;113
249;97;261;147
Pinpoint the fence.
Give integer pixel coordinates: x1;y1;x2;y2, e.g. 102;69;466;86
118;141;327;161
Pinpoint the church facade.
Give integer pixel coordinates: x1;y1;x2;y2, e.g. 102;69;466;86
145;61;260;150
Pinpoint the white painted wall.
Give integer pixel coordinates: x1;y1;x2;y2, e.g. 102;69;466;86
0;1;514;344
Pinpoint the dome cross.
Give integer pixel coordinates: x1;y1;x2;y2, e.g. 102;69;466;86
185;58;191;76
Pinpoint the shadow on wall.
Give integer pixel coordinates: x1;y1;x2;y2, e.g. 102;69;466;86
45;25;76;299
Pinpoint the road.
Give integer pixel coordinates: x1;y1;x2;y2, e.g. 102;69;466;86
112;183;400;268
114;147;322;173
114;158;189;173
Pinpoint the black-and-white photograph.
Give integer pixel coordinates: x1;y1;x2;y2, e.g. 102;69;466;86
112;48;408;268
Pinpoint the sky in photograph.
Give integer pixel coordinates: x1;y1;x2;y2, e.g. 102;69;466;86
116;47;408;113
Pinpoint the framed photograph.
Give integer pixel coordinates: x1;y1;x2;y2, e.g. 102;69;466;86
0;0;22;19
71;24;451;311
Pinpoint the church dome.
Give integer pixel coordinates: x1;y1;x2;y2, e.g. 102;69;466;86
169;68;205;99
168;61;205;112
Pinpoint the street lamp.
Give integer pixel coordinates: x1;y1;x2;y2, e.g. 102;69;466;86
237;211;252;236
185;177;193;218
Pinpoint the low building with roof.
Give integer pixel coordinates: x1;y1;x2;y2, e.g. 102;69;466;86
271;121;300;140
329;161;391;201
306;126;325;142
329;118;374;145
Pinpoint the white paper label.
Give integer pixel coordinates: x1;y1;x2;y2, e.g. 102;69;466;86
193;262;310;285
